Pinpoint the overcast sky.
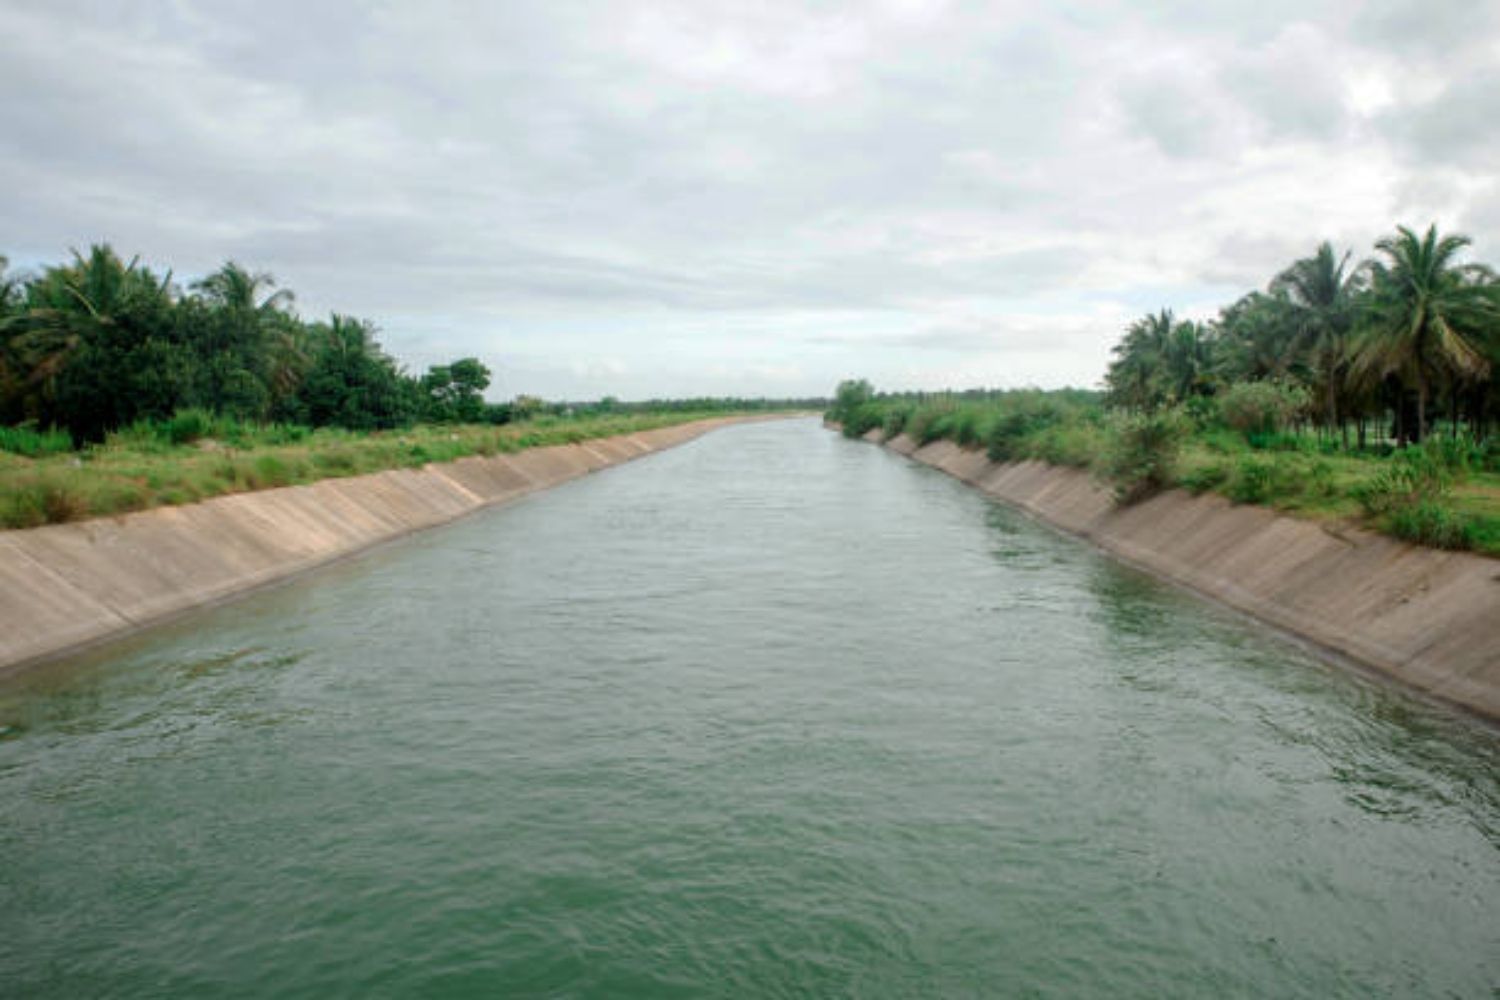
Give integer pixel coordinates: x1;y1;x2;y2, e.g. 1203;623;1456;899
3;1;1496;400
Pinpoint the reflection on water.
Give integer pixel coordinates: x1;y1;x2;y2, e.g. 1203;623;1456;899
1;418;1496;999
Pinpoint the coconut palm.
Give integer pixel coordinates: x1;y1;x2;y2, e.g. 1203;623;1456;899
192;261;293;316
1270;242;1360;434
1212;291;1299;383
10;245;166;388
1106;309;1175;410
1350;225;1498;442
1161;318;1215;402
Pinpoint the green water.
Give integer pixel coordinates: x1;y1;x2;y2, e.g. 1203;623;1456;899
1;418;1496;997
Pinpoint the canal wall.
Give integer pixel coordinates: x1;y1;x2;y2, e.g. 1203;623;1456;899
0;416;773;675
861;428;1500;721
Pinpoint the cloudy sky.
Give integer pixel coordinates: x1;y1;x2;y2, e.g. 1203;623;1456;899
3;1;1496;400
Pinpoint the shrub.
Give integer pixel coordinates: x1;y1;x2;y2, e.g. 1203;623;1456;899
1182;394;1220;430
0;424;74;458
1225;455;1278;504
1422;432;1480;482
829;378;876;435
1218;380;1309;439
840;401;885;439
163;408;215;445
1179;463;1228;495
1388;502;1472;550
906;401;956;445
1466;514;1500;555
951;407;982;447
881;404;914;440
1352;444;1455;515
1032;421;1104;467
1097;408;1191;504
985;401;1064;462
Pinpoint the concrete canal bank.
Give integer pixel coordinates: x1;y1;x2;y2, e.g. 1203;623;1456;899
858;428;1500;721
0;416;778;675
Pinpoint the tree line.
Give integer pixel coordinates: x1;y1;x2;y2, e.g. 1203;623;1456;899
1104;224;1500;446
0;244;496;441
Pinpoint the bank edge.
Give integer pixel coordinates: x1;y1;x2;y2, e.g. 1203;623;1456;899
850;425;1500;723
0;416;787;676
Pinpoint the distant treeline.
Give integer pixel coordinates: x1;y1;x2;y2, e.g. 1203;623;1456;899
558;396;826;416
0;245;823;443
1101;224;1499;445
0;245;496;441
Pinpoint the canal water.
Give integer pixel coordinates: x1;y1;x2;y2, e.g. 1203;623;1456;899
1;418;1496;997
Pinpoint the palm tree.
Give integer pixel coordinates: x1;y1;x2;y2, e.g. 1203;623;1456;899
1270;242;1359;436
1;245;174;433
9;245;166;390
1106;309;1175;410
192;261;293;316
1161;318;1215;402
1213;291;1299;383
191;262;298;416
1350;225;1497;443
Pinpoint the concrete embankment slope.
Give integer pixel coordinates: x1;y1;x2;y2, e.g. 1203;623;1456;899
863;428;1500;721
0;416;771;675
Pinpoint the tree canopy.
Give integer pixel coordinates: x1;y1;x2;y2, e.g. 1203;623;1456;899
0;245;501;440
1104;224;1499;444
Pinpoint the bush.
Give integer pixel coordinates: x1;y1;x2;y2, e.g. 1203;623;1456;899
881;404;914;440
1179;463;1228;495
951;407;983;447
1422;432;1480;482
1218;380;1309;439
1097;408;1191;504
838;401;885;439
1225;456;1278;503
0;424;74;458
1182;394;1220;430
1388;502;1473;550
163;408;215;445
906;401;956;445
1031;421;1104;467
985;401;1065;462
1352;444;1456;515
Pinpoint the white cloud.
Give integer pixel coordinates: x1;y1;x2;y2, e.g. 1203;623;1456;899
1;0;1495;399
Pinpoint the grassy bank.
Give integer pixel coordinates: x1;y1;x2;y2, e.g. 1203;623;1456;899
829;385;1500;557
0;409;762;529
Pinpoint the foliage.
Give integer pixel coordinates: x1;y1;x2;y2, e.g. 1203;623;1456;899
1351;442;1461;515
826;379;876;437
0;244;517;441
0;424;73;458
1349;225;1497;442
1387;502;1474;550
1099;224;1499;447
1096;408;1191;504
1217;379;1310;439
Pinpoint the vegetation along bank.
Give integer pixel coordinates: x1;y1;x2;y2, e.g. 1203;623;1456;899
0;244;820;527
827;224;1499;718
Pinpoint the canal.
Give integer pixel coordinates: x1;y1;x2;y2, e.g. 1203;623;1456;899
2;417;1496;997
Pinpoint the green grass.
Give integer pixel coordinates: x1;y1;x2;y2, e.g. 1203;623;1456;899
0;410;766;529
